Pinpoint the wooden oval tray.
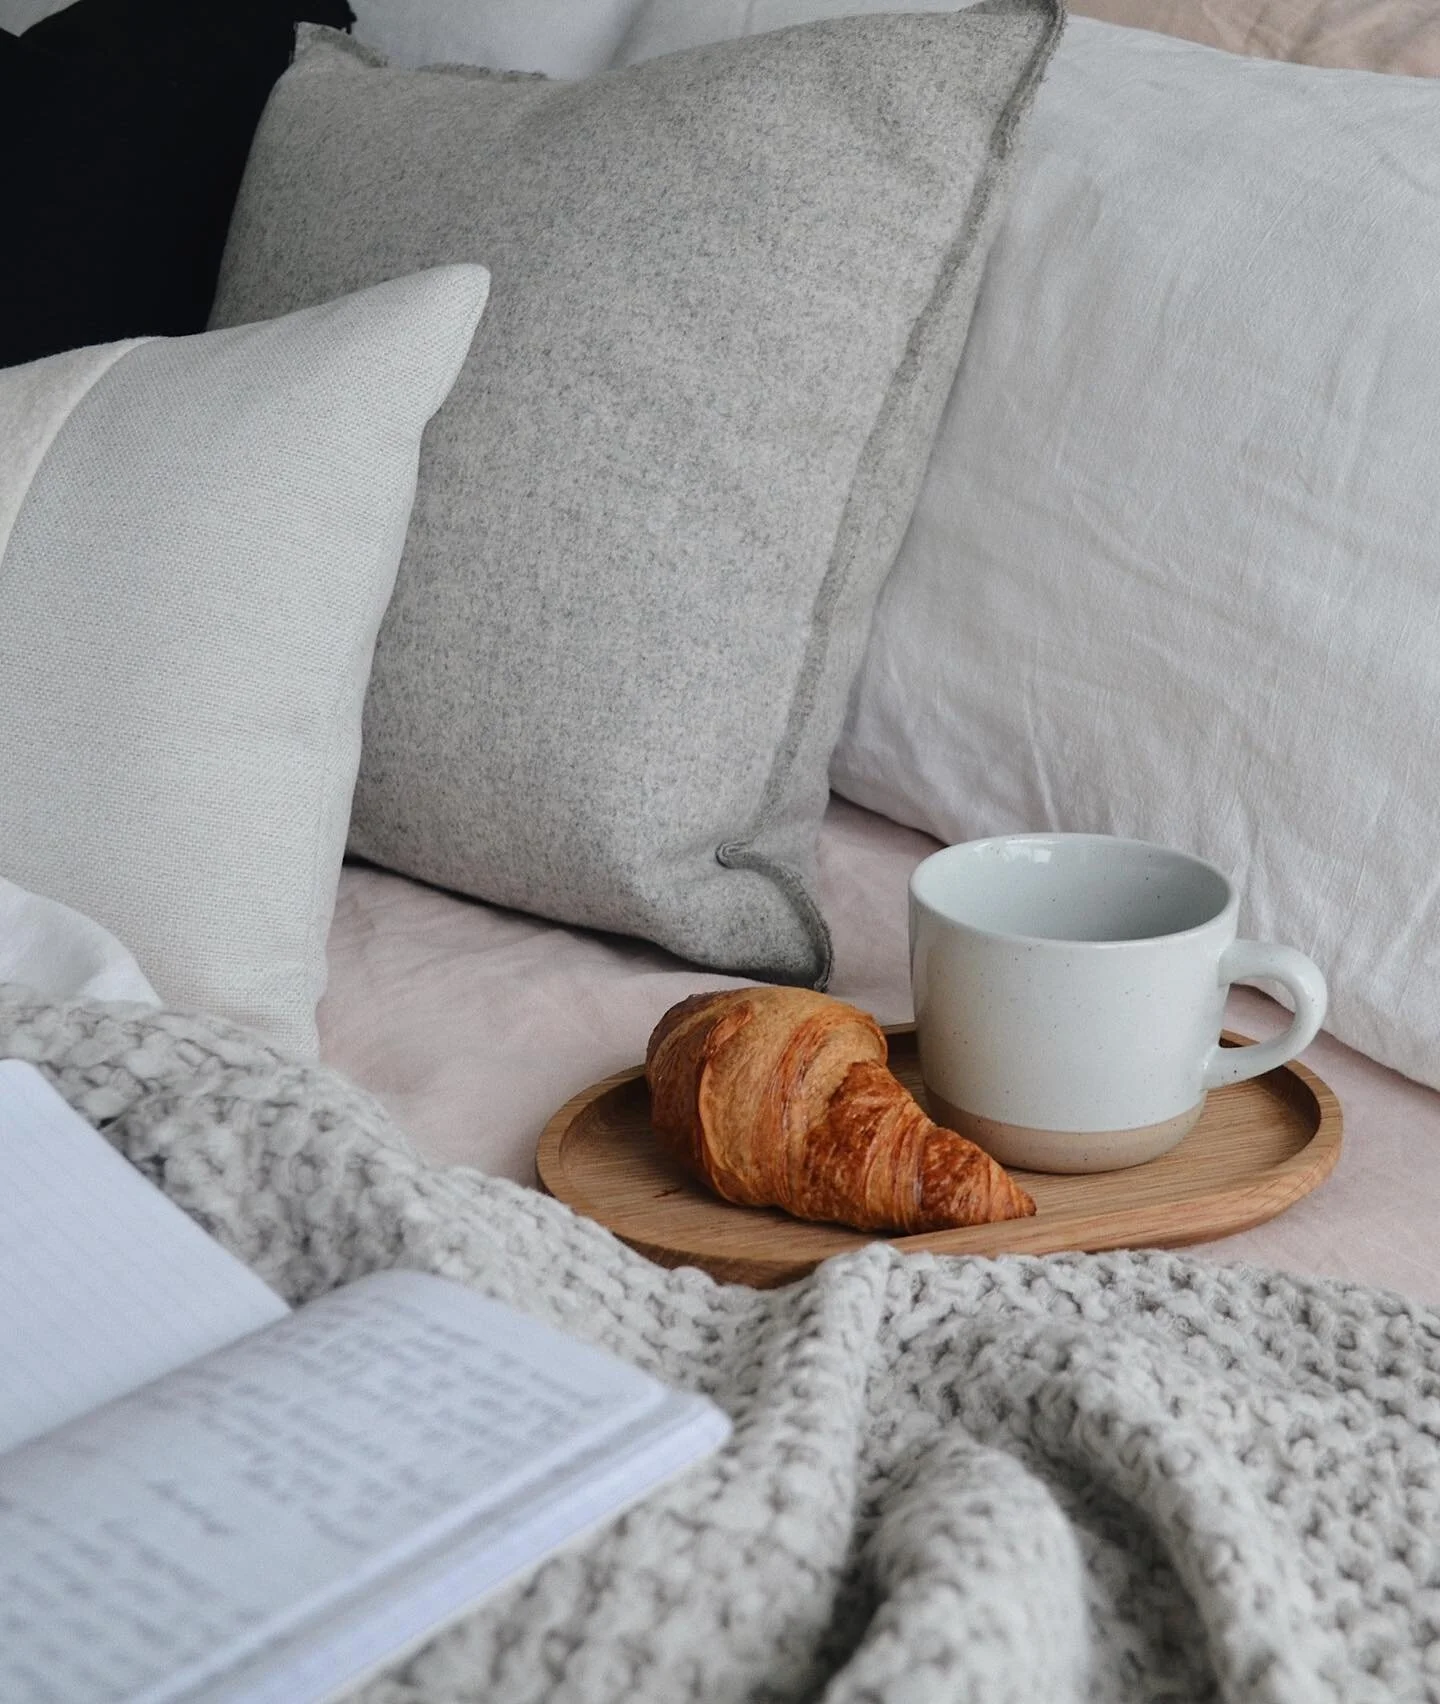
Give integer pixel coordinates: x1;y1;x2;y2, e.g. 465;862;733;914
537;1027;1341;1288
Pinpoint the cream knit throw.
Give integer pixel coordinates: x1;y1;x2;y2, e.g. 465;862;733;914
4;984;1437;1704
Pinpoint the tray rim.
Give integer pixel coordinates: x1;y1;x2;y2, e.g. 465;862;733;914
536;1025;1343;1286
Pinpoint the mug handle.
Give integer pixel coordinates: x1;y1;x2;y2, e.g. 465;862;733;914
1202;941;1328;1090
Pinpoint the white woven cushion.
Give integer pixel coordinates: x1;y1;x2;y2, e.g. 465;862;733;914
830;19;1440;1087
0;266;488;1053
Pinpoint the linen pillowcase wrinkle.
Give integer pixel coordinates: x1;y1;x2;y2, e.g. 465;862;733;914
0;265;489;1055
830;19;1440;1089
0;338;142;562
212;9;1062;986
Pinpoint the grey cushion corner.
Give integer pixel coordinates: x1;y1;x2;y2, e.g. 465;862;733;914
214;0;1062;977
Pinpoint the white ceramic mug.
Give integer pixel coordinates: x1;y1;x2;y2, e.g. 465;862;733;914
909;834;1328;1173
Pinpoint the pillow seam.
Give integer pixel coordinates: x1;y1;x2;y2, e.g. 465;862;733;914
718;0;1066;991
0;338;151;572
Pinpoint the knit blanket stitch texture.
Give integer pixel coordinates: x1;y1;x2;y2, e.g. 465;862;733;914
4;985;1438;1703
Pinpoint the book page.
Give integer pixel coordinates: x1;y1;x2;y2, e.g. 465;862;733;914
222;1384;728;1704
0;1060;288;1454
0;1270;693;1704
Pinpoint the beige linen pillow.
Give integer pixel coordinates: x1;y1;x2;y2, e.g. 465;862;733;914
1068;0;1440;74
830;19;1440;1090
0;266;488;1053
619;0;1440;76
211;6;1062;987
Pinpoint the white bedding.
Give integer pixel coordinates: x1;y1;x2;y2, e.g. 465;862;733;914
320;796;1440;1305
0;876;159;1007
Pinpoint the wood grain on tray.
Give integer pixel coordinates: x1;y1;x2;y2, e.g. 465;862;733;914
538;1027;1342;1288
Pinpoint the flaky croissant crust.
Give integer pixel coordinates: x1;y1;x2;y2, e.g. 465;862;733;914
645;987;1035;1235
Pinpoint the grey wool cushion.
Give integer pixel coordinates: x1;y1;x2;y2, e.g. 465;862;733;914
212;3;1062;983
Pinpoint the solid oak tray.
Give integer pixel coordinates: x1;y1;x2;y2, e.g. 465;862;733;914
536;1027;1342;1288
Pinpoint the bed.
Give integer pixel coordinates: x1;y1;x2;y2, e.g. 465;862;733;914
5;0;1440;1696
5;0;1435;1300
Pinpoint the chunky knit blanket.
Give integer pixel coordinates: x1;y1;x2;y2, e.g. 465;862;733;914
4;985;1438;1704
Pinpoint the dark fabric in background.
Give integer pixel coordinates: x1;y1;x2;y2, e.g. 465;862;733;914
1;0;354;369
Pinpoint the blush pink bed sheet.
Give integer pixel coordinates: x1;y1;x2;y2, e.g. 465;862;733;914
320;797;1440;1305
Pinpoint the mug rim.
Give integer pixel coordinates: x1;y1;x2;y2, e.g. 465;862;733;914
908;833;1238;950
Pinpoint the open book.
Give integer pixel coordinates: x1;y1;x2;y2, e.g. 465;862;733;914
0;1060;730;1704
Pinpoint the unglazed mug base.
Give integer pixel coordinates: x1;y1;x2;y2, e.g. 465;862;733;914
926;1092;1207;1174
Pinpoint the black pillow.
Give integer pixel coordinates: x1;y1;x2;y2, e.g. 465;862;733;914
1;0;353;369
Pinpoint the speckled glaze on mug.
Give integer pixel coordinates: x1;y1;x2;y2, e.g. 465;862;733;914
909;835;1328;1173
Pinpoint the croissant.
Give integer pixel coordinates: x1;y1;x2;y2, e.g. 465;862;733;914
645;987;1035;1234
